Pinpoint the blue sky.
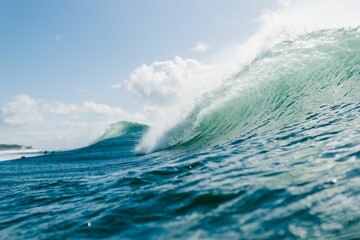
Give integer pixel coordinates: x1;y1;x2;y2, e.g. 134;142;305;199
0;0;278;148
0;0;276;109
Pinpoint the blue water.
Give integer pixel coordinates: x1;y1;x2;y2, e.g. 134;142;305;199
1;28;360;239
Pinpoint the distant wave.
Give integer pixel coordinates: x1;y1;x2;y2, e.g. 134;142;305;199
95;121;148;143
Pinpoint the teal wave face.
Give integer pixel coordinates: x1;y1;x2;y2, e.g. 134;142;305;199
154;28;360;151
95;121;149;143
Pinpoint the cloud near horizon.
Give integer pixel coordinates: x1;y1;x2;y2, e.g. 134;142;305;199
190;41;211;53
1;95;42;126
1;95;144;127
1;55;226;149
0;95;146;149
55;34;62;41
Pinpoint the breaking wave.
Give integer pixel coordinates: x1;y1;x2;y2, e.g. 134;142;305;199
136;0;360;153
149;28;360;151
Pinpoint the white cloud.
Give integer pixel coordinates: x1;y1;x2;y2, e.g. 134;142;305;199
190;41;211;53
125;56;223;105
55;34;62;41
111;83;123;89
38;100;136;120
1;95;146;127
0;95;146;149
82;101;129;117
1;95;42;126
41;101;78;115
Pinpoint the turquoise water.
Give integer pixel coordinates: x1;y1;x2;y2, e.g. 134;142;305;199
1;28;360;239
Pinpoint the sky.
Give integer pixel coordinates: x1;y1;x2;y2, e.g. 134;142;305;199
0;0;278;149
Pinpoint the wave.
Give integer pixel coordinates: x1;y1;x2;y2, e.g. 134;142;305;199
132;0;360;153
158;28;360;149
137;29;360;153
95;121;149;143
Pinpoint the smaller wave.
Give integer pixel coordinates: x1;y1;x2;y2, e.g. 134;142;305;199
95;121;149;143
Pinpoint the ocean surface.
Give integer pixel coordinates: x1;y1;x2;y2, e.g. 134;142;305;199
1;26;360;240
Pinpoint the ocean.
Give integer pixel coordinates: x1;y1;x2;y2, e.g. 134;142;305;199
1;4;360;240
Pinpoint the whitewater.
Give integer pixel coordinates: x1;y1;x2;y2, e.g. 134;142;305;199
1;0;360;239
